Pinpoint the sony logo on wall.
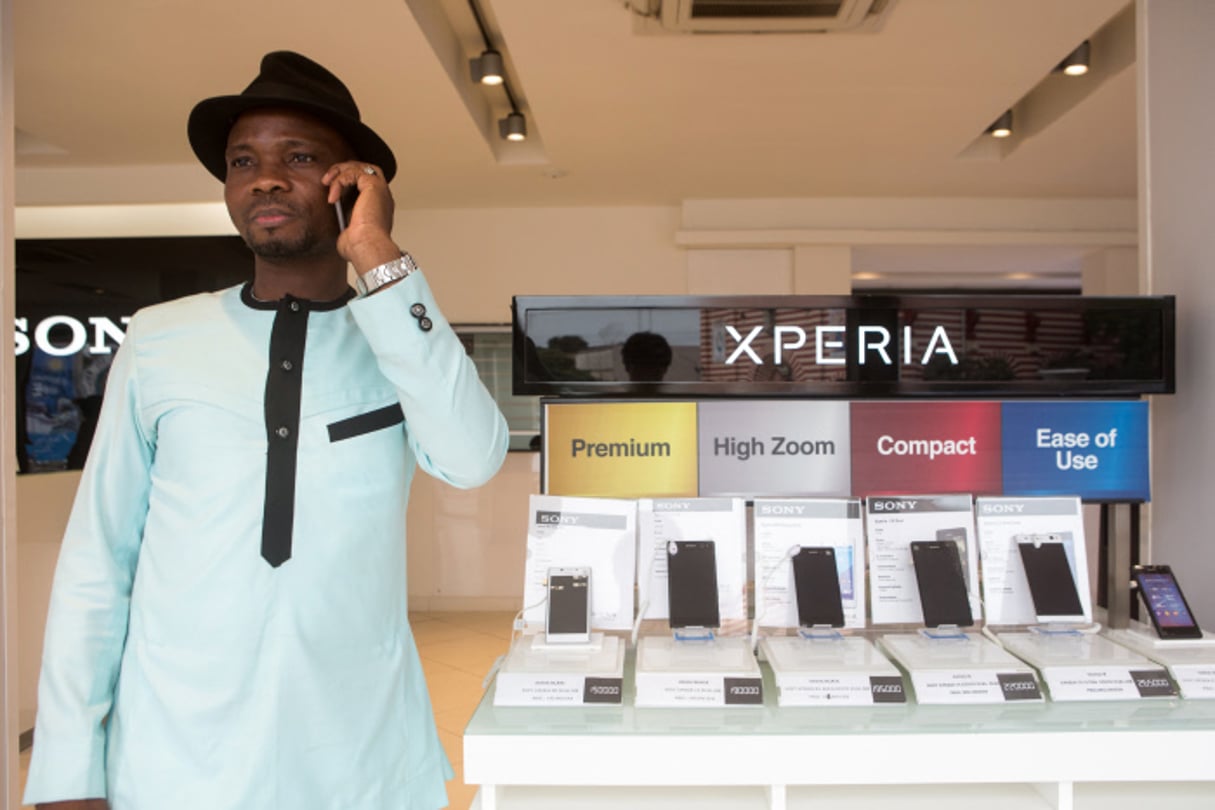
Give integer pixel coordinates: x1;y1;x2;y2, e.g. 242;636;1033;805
723;323;959;367
14;315;131;357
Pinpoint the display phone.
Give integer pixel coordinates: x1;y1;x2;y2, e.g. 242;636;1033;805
334;186;359;232
545;567;591;643
1015;533;1086;623
909;540;974;628
791;546;845;628
935;527;970;588
666;540;721;630
1132;564;1204;639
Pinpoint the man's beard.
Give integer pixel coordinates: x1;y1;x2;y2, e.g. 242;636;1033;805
245;224;329;261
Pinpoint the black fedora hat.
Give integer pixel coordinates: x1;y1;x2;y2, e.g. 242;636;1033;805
188;51;397;182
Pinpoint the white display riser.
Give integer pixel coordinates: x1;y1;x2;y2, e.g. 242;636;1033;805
466;662;1215;810
470;783;1215;810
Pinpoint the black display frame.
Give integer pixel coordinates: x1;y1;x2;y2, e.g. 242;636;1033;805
513;293;1176;399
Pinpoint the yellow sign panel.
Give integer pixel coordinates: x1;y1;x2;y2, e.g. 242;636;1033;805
544;402;699;498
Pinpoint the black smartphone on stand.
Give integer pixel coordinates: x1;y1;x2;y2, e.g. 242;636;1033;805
792;547;845;628
545;567;591;643
910;540;974;628
666;540;721;631
1015;534;1086;623
1132;564;1204;639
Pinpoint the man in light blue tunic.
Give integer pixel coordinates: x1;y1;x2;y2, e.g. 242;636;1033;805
25;51;509;810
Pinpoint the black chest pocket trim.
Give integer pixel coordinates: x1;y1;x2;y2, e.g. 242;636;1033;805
327;403;405;442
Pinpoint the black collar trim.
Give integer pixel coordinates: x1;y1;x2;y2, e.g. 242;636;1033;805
240;282;355;312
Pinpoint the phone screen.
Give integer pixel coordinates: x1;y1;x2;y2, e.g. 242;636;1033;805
935;527;970;589
792;547;845;628
1017;540;1085;621
910;540;974;628
1135;567;1202;639
666;540;721;629
547;572;590;638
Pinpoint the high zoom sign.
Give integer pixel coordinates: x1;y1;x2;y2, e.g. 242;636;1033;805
512;294;1175;399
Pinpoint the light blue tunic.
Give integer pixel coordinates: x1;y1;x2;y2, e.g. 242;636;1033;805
25;272;509;809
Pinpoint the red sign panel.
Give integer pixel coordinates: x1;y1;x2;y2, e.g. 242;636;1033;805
850;402;1003;496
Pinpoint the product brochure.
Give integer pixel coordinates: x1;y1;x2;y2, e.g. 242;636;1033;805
753;498;866;629
866;494;981;625
975;495;1091;626
522;494;637;631
637;497;748;627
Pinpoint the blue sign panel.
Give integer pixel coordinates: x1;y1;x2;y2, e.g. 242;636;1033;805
1001;401;1149;502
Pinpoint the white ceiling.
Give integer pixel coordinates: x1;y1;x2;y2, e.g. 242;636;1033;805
13;0;1136;211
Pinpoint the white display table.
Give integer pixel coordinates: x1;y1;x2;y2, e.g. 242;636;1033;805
464;657;1215;810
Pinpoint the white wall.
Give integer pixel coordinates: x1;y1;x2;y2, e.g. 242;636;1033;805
1138;0;1215;624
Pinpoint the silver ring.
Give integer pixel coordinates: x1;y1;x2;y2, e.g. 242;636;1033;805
363;166;376;176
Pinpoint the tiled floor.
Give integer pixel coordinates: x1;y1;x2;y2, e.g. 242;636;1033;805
17;611;516;810
413;611;516;810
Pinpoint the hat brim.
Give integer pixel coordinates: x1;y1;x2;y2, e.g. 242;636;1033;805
188;94;397;183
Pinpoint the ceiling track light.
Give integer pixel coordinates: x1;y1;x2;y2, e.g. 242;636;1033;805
467;0;527;143
469;49;504;86
1055;40;1091;77
987;110;1014;139
499;112;527;142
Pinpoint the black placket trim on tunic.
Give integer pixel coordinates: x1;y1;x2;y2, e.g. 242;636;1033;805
241;283;355;567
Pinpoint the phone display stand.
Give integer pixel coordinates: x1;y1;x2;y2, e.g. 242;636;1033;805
1105;621;1215;700
532;632;606;652
878;631;1044;705
996;630;1178;701
634;634;763;708
761;633;907;706
672;627;716;643
1027;623;1089;637
797;626;845;642
918;625;969;641
493;632;625;707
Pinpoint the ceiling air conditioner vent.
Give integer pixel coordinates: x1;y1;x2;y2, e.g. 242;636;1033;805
644;0;895;34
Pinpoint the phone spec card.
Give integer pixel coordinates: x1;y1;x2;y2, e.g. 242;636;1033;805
974;496;1090;626
522;494;637;633
865;494;981;626
752;498;866;630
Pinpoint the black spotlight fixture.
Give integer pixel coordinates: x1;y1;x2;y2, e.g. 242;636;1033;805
499;112;527;142
1055;40;1091;77
986;110;1014;139
469;49;504;86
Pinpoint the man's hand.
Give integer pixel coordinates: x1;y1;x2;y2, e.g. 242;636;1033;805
37;800;108;810
322;160;401;275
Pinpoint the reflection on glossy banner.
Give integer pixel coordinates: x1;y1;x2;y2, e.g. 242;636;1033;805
512;294;1175;398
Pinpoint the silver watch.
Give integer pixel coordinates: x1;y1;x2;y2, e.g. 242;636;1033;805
356;253;418;296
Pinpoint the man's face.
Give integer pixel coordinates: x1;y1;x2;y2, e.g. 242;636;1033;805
223;108;355;261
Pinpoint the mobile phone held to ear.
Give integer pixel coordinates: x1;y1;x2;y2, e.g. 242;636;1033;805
1132;564;1204;640
1015;533;1086;623
792;546;845;629
666;540;721;631
910;540;974;628
334;186;359;231
545;567;591;644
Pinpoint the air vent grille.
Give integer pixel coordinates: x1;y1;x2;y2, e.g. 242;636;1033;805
648;0;895;34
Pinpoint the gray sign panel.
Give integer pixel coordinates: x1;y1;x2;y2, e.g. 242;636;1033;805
698;401;851;497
